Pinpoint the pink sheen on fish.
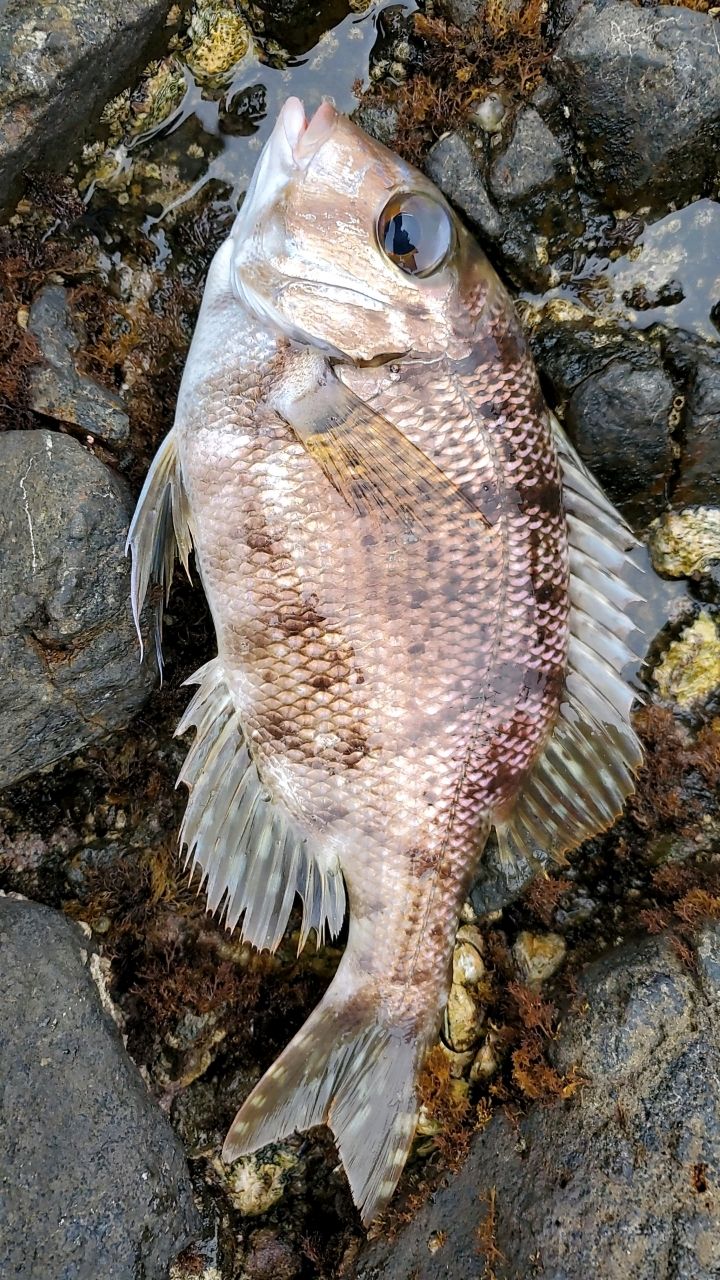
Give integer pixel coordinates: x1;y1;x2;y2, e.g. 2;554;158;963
127;96;645;1225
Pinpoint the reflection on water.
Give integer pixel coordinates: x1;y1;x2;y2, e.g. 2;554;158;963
525;199;720;343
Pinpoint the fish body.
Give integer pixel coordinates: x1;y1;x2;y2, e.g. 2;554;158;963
128;99;643;1224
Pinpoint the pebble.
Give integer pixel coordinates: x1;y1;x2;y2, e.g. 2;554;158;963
513;930;567;986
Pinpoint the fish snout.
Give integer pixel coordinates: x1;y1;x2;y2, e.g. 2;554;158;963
279;96;339;165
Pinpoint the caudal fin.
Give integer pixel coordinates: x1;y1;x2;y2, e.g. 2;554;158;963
222;975;419;1225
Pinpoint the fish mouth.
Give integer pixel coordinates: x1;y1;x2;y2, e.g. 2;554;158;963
279;97;339;165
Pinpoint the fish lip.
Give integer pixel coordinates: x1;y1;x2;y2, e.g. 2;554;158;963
279;96;339;167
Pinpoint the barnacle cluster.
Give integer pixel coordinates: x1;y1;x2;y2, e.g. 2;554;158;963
186;0;251;82
654;613;720;708
650;506;720;579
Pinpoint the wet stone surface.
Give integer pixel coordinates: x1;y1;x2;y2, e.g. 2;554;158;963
0;0;176;212
564;343;674;530
426;104;581;291
0;429;154;789
0;896;200;1280
356;933;720;1280
551;1;720;215
28;285;130;443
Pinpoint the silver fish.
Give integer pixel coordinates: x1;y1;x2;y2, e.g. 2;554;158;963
128;97;644;1224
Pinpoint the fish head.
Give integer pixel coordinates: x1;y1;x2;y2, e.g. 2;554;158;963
230;97;492;363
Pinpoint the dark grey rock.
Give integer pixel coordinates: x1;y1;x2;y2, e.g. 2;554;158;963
425;130;503;242
356;935;720;1280
352;101;401;151
0;429;154;790
0;897;200;1280
565;348;674;529
28;285;130;443
437;0;486;27
427;110;582;290
488;107;567;206
470;833;535;918
0;0;174;211
660;330;720;507
552;2;720;215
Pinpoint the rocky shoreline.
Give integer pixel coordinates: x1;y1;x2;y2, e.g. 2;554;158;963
1;1;719;1277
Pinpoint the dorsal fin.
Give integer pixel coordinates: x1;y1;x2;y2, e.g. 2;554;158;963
176;658;347;952
495;415;645;871
125;428;193;673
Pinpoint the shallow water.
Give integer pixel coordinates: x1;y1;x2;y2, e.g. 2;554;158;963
526;198;720;342
82;1;412;273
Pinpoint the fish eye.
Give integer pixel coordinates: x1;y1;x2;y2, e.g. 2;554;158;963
377;193;453;277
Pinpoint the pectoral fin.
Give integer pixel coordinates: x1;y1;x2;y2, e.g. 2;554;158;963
125;427;193;674
279;367;489;534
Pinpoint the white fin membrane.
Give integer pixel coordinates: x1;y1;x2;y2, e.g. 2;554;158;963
177;658;347;952
222;953;418;1227
125;428;193;674
495;415;646;871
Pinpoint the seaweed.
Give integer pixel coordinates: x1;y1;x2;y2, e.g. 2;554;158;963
356;0;548;165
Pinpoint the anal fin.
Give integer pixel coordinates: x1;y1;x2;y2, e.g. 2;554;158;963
495;414;645;870
176;658;347;952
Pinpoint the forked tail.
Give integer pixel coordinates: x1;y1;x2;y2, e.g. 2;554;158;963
222;964;421;1225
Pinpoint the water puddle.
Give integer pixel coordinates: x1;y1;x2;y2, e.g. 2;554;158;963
524;199;720;341
80;0;411;273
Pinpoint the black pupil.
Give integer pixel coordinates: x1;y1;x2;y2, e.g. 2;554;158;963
384;212;420;261
379;195;451;276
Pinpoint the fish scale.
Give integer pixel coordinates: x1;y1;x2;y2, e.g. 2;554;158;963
127;98;646;1225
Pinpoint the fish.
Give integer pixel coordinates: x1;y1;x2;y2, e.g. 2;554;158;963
127;96;645;1225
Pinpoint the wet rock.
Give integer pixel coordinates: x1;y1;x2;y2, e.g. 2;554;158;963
653;612;720;709
0;897;199;1278
356;935;720;1279
425;130;502;242
0;0;176;212
452;926;486;986
427;109;580;290
565;346;674;529
513;929;567;986
649;507;720;581
245;1228;300;1280
352;100;401;150
0;429;154;790
488;106;568;207
438;0;487;28
525;303;638;402
660;331;720;507
444;981;484;1052
28;285;130;443
470;833;536;918
552;3;720;215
